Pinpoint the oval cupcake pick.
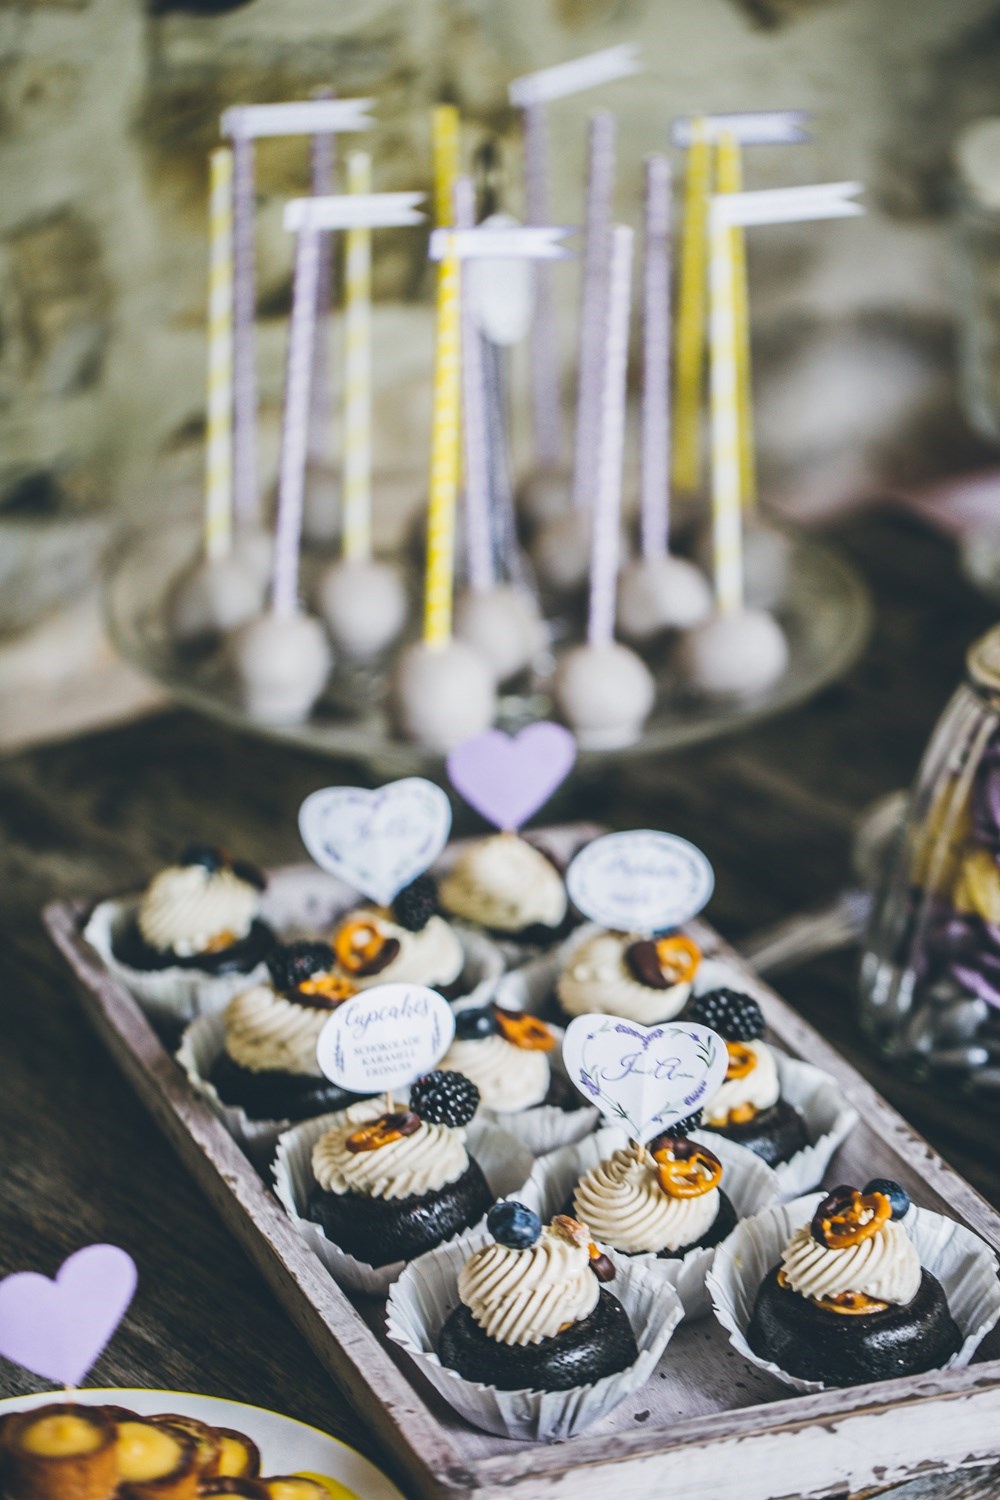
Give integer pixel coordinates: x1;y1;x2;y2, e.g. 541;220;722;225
446;722;577;831
566;829;714;934
0;1244;137;1386
316;983;456;1094
562;1015;728;1143
299;779;452;907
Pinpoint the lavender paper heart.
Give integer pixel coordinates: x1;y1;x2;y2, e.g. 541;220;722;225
447;723;576;831
0;1244;137;1385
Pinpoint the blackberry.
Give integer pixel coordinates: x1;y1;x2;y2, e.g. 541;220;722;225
410;1070;480;1128
392;873;439;932
266;940;336;994
688;987;765;1042
453;1005;497;1042
670;1108;704;1138
180;843;224;872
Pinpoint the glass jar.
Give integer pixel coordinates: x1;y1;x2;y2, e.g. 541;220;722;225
861;624;1000;1095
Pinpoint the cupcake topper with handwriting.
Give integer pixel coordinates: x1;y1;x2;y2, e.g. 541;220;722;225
0;1244;137;1387
562;1015;727;1143
316;983;456;1097
566;829;714;936
299;778;452;907
446;722;576;832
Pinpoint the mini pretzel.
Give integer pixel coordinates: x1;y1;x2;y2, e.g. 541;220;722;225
654;934;701;985
725;1041;757;1080
334;918;385;974
345;1110;420;1153
296;972;357;1007
811;1186;891;1249
653;1137;723;1198
203;928;238;953
494;1007;556;1052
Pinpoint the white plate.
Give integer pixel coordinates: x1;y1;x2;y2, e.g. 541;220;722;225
0;1387;403;1500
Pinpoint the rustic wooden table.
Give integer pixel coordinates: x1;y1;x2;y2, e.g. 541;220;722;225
1;512;998;1499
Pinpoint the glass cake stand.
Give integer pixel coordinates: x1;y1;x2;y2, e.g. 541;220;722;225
105;519;872;777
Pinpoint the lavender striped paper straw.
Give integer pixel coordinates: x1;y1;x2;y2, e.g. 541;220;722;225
454;178;494;592
572;110;616;512
640;154;672;559
588;223;633;647
308;87;336;467
230;126;259;527
522;100;563;469
271;217;321;617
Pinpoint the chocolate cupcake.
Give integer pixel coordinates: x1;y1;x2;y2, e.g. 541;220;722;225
438;833;572;949
747;1182;962;1386
438;1207;638;1392
329;875;468;998
206;941;359;1123
113;845;273;978
442;1003;581;1114
687;988;809;1168
304;1072;492;1266
556;928;702;1024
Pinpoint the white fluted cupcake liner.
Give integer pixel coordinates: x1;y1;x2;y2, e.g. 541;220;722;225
707;1193;1000;1394
523;1126;781;1319
84;899;268;1030
384;1237;683;1440
177;1011;299;1173
273;1114;535;1296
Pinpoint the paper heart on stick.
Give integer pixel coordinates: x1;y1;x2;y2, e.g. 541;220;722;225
299;779;452;907
562;1015;728;1143
446;722;576;831
0;1244;137;1386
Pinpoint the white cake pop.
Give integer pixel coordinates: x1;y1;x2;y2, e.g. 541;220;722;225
553;640;655;750
454;584;545;684
232;526;275;591
392;638;497;752
696;521;791;611
532;510;633;597
676;606;789;699
616;553;712;643
516;467;572;531
230;610;331;724
301;460;341;547
168;552;264;645
316;557;408;660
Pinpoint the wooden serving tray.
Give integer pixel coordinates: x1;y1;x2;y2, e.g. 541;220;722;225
44;835;1000;1500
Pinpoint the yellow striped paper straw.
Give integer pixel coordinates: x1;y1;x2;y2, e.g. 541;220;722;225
342;150;372;562
432;104;460;228
708;195;743;615
204;146;234;561
424;234;462;646
716;131;756;511
671;118;710;496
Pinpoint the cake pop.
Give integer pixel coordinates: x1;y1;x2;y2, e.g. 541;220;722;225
675;605;788;699
617;552;711;642
317;555;408;660
392;639;497;752
455;583;544;684
554;639;654;750
230;610;331;723
168;551;264;645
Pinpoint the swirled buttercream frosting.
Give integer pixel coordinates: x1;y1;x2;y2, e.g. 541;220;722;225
704;1040;780;1126
223;984;326;1076
573;1144;720;1254
458;1224;599;1345
138;864;259;957
333;909;463;990
780;1218;921;1306
311;1099;469;1201
439;835;567;934
441;1034;550;1113
557;931;690;1023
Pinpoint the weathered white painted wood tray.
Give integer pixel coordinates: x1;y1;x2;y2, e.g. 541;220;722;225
44;832;1000;1500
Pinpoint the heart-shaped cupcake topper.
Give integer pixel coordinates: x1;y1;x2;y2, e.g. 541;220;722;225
562;1016;727;1142
446;722;576;832
316;983;456;1095
0;1244;137;1386
566;830;714;935
299;779;452;907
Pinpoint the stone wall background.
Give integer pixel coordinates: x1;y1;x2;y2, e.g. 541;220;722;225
2;0;1000;550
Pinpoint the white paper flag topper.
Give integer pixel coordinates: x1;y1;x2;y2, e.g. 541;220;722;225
316;984;456;1095
298;779;452;906
567;830;714;934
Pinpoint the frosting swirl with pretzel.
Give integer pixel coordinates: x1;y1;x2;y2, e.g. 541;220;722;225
458;1222;599;1345
780;1216;921;1307
311;1099;469;1201
138;864;260;957
557;931;693;1023
438;834;567;934
703;1040;780;1126
441;1034;550;1113
573;1144;720;1254
223;984;335;1076
332;909;463;990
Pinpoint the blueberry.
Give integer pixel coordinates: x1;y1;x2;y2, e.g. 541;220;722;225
487;1200;542;1249
865;1178;910;1219
453;1006;497;1042
180;843;224;872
